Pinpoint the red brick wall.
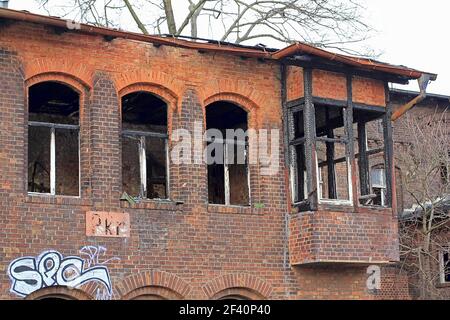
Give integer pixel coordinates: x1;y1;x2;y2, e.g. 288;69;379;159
289;209;399;265
0;20;397;300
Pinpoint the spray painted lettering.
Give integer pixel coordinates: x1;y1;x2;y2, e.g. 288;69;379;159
8;246;119;299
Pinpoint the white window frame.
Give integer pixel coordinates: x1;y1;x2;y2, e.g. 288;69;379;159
370;167;387;207
208;137;250;206
28;121;80;197
315;150;353;206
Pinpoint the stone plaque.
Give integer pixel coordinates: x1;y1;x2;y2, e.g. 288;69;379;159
86;211;130;237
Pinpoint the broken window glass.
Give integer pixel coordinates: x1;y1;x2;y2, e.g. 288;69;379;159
206;102;249;206
314;104;351;202
122;91;168;199
28;81;80;196
354;109;387;206
288;107;307;203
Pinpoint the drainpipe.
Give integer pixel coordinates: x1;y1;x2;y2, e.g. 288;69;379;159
391;73;433;121
0;1;8;8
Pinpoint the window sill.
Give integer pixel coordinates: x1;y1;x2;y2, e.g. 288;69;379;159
120;199;182;211
25;194;92;206
436;282;450;288
207;204;260;215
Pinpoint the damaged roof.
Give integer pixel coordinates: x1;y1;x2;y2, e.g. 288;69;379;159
0;7;437;83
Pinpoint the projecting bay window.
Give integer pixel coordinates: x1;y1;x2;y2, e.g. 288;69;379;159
122;92;168;200
27;81;80;196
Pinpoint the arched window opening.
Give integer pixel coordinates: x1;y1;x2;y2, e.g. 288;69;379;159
122;91;168;200
206;102;249;206
28;81;80;196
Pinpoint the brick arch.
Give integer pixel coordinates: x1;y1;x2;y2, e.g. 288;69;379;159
204;92;260;128
115;270;191;300
202;273;273;300
24;58;92;89
199;78;266;112
26;72;88;95
118;82;177;112
115;70;182;109
25;286;94;300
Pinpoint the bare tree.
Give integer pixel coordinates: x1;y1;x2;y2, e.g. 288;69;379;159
396;109;450;299
36;0;372;54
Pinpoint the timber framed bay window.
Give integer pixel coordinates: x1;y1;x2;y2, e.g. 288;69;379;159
284;68;394;210
206;101;250;206
121;91;169;200
27;81;80;196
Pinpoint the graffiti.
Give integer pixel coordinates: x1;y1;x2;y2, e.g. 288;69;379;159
8;246;119;299
366;265;381;290
79;245;120;269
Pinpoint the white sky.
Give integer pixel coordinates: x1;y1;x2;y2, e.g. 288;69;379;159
7;0;450;95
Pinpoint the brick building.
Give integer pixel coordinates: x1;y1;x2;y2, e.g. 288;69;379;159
379;90;450;300
0;7;440;300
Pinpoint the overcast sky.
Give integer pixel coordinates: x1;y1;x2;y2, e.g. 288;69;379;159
7;0;449;95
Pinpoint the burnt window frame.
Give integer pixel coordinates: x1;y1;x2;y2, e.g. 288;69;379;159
282;66;395;211
205;102;251;207
314;103;353;205
27;81;81;197
121;91;170;200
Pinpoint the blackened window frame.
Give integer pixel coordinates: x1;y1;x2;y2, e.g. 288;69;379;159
27;81;81;197
282;66;394;211
121;91;170;200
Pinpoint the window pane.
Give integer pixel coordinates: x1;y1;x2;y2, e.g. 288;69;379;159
290;144;306;203
371;168;385;187
228;143;249;206
28;126;51;193
208;163;225;204
122;135;141;197
55;128;79;196
317;141;349;200
145;136;167;199
293;109;304;139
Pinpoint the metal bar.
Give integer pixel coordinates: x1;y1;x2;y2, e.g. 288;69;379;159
50;127;56;195
29;121;79;130
122;129;168;139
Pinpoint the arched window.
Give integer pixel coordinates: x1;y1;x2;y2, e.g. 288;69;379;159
206;102;249;206
121;91;168;199
28;81;80;196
